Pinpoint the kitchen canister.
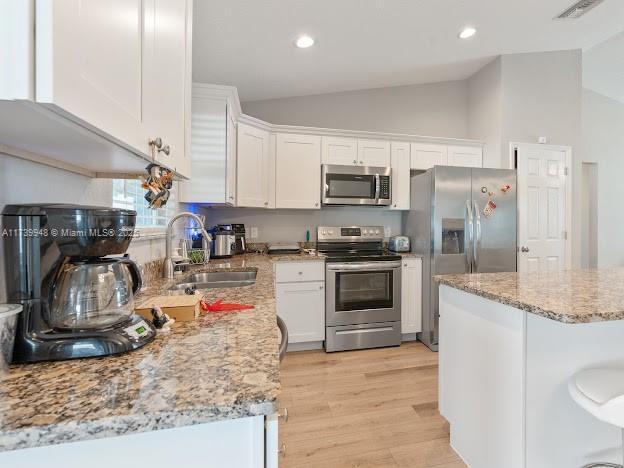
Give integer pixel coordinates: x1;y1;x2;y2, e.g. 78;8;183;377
0;304;22;374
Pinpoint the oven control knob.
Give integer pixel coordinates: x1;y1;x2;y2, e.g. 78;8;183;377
374;229;380;235
363;229;368;235
328;229;334;235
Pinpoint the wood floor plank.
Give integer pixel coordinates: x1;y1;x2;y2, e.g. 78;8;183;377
279;342;466;468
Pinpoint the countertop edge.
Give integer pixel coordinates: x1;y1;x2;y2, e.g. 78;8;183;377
436;279;620;324
0;400;277;453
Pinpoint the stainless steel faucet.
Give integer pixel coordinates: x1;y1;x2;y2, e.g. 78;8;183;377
164;212;211;279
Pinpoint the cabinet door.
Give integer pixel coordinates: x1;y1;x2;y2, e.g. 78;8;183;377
35;0;145;154
447;145;483;168
237;123;272;208
276;281;325;343
226;110;237;205
401;258;422;334
143;0;189;175
276;133;321;209
321;136;357;165
410;143;448;170
390;142;410;210
179;97;226;204
357;139;391;166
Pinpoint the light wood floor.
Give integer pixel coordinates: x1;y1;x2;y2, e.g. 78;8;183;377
278;341;467;468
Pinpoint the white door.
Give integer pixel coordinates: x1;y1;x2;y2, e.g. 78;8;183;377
321;136;357;165
275;133;321;209
237;123;272;208
401;258;422;334
447;145;483;168
516;143;570;273
390;141;410;210
410;143;448;170
357;139;391;166
275;282;325;343
143;0;189;174
35;0;145;154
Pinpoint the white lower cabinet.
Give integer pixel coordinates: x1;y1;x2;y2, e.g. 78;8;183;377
401;258;422;335
0;416;274;468
275;262;325;344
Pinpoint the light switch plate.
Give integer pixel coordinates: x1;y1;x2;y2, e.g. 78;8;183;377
384;227;391;238
250;227;259;239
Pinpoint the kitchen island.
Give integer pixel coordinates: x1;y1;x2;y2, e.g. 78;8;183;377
0;252;322;468
437;269;624;468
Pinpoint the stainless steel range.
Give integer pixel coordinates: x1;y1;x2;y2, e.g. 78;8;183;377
318;226;402;352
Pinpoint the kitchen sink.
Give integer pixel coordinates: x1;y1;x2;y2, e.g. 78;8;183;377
168;270;257;292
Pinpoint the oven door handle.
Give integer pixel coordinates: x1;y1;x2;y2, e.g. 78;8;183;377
374;174;381;202
326;261;402;271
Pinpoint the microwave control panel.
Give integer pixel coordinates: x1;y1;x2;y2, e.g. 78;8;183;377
380;176;390;199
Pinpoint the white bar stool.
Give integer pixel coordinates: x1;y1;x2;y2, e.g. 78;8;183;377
569;367;624;468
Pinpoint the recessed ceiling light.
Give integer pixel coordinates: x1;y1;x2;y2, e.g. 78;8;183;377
458;27;477;39
295;35;315;48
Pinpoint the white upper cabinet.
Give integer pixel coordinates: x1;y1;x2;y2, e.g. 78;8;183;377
357;139;391;166
321;137;358;165
390;142;410;210
275;133;321;209
142;0;191;176
447;145;483;168
0;0;192;177
179;94;236;205
237;123;274;208
410;143;448;170
35;0;146;154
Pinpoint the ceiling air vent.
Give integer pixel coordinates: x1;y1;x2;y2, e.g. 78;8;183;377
556;0;606;19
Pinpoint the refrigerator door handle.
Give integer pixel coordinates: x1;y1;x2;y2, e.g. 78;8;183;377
473;201;482;271
465;200;473;272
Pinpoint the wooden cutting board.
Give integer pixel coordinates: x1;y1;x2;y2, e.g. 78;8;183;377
135;292;201;322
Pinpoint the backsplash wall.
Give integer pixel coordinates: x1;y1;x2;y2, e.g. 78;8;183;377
200;206;403;243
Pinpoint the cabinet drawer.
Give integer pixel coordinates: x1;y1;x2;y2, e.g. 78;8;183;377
275;261;325;283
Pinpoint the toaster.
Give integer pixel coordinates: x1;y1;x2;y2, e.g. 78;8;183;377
388;236;410;252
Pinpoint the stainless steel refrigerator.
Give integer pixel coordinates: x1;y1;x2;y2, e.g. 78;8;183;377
403;166;517;351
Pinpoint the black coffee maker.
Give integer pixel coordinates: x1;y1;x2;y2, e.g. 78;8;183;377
2;204;155;363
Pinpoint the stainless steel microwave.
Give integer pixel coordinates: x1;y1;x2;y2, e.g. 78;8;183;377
321;165;392;206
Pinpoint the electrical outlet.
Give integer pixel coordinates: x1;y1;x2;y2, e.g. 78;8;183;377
384;227;391;238
250;227;259;239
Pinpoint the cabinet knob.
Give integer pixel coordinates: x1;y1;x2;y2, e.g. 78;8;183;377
353;160;357;164
314;202;319;207
229;196;234;200
521;246;530;253
158;144;171;156
148;137;163;149
404;263;407;267
264;201;269;206
319;285;324;290
298;271;303;275
279;407;289;422
278;443;287;457
359;161;363;164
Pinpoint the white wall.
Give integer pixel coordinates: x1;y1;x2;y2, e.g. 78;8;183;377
468;58;503;169
0;155;172;302
242;80;469;138
580;89;624;267
201;207;402;243
500;50;582;169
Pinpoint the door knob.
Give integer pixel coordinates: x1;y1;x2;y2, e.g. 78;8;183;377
521;246;530;253
278;443;287;457
279;407;289;422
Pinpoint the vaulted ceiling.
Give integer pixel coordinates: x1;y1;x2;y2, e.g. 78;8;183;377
193;0;624;102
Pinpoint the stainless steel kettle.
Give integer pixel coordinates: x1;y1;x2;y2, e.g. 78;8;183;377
50;257;142;330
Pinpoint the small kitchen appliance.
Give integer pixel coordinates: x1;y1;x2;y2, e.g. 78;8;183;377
322;165;392;206
318;226;402;352
2;204;155;363
232;223;246;255
210;224;236;258
388;236;410;253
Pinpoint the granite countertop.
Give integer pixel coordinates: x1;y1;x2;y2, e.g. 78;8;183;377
436;268;624;324
0;252;322;453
